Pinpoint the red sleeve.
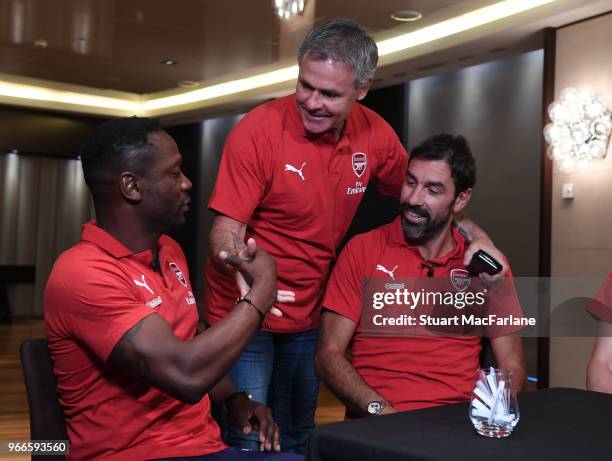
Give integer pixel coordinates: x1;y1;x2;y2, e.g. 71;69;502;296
372;118;409;197
587;274;612;323
322;236;366;324
208;111;271;223
45;256;156;363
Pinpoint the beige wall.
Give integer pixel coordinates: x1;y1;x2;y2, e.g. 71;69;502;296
549;13;612;388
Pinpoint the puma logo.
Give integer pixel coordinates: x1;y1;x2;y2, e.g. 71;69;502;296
376;264;398;280
134;274;154;294
284;162;306;181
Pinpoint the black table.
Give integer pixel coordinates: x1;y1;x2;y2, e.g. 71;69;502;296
307;388;612;461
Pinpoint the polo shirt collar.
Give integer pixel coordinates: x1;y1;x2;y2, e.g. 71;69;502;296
389;215;466;264
80;221;171;263
287;93;355;144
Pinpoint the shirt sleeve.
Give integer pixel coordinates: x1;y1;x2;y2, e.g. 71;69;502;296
45;257;157;363
322;237;366;324
372;118;409;197
208;113;271;224
587;274;612;323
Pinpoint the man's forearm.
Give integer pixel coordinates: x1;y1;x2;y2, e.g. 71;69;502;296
587;334;612;393
209;214;247;270
315;349;388;415
209;376;239;404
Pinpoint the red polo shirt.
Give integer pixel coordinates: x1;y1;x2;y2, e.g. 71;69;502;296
322;217;523;413
45;222;226;461
587;273;612;323
206;93;408;332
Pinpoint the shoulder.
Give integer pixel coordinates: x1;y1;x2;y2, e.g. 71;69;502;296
231;96;291;137
46;243;133;301
341;223;392;262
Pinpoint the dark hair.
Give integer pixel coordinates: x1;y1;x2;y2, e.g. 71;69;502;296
409;134;476;195
80;116;162;187
298;17;378;88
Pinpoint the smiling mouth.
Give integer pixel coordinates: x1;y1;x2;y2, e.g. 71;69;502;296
302;109;329;122
404;210;428;224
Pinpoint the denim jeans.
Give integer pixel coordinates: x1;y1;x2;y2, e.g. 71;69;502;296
221;329;319;455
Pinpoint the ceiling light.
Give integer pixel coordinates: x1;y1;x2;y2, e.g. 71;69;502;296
273;0;306;20
178;80;199;88
0;80;140;113
390;10;423;22
161;59;178;66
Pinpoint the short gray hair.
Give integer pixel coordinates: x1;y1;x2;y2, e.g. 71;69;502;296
298;18;378;88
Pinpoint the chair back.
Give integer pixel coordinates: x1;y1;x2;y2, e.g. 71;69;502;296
20;338;68;460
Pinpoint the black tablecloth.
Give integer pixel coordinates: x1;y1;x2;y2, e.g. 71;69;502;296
307;388;612;461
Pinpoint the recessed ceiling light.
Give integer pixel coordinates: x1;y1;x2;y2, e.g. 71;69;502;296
161;59;178;66
391;10;423;22
178;80;199;88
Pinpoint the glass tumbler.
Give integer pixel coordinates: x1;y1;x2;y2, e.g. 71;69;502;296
469;368;520;438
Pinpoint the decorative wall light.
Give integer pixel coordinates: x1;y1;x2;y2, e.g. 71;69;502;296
274;0;305;20
544;87;611;172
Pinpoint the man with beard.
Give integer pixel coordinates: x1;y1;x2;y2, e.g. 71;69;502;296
315;133;526;417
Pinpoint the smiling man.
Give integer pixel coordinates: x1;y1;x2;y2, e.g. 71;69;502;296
315;134;526;417
205;19;505;452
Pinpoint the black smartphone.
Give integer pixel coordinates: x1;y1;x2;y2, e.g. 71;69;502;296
466;250;502;276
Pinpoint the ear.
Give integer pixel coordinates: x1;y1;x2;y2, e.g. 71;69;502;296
120;172;143;203
356;78;373;101
452;188;472;214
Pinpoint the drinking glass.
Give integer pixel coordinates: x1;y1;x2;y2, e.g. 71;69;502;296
469;368;520;438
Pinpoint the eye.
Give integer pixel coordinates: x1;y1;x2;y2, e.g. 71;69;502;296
428;187;442;195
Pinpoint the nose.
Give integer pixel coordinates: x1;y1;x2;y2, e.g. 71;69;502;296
402;185;425;207
304;91;323;112
181;172;192;191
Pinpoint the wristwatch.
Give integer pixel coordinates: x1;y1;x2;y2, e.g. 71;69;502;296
224;391;253;408
366;400;386;415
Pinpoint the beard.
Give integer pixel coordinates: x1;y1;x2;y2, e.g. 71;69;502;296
400;202;452;245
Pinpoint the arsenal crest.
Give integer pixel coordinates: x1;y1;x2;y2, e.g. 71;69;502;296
169;262;188;287
352;152;367;178
450;268;471;292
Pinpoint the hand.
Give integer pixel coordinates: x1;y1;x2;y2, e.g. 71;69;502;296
223;238;295;317
220;238;277;315
226;396;280;452
380;405;398;415
463;237;507;283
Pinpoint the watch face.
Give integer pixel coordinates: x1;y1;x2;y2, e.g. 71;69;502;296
367;401;383;414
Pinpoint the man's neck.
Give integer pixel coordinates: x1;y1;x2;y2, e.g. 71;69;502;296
411;222;457;262
96;215;160;256
306;121;346;144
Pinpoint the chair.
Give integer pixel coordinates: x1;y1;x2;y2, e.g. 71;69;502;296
20;338;68;460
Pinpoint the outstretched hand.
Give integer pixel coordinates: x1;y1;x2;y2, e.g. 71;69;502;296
220;237;295;317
